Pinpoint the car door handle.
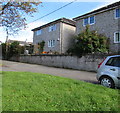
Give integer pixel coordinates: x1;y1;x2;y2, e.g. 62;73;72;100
110;68;116;71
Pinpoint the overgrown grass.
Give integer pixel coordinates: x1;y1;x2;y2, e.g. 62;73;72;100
2;71;119;111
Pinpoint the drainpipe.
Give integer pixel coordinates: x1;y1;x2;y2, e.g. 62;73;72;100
60;22;63;54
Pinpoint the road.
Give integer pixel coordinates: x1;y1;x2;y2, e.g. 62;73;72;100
1;60;98;84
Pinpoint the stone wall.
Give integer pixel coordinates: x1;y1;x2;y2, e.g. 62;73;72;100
10;54;108;72
75;8;120;53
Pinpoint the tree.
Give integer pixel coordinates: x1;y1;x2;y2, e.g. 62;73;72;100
1;43;6;59
0;1;42;40
9;41;20;57
67;26;109;56
38;40;45;54
2;41;20;59
2;41;26;59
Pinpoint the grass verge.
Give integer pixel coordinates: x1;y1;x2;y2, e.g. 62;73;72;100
2;71;119;111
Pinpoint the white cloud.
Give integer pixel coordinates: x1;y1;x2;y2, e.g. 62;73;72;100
0;27;7;42
90;3;113;12
14;20;46;42
85;0;119;15
0;20;46;43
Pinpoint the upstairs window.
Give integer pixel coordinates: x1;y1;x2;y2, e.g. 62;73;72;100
90;16;95;24
83;16;95;26
114;32;120;43
115;8;120;18
84;18;89;26
36;30;42;36
49;24;56;32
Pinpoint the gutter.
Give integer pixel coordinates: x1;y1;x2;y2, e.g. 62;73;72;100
73;6;119;21
60;22;63;54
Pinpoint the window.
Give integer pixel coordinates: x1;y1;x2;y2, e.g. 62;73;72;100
49;24;56;32
83;16;95;26
48;40;55;47
84;18;89;26
106;57;120;67
115;8;120;18
48;41;51;47
90;16;95;24
114;32;120;43
36;30;42;36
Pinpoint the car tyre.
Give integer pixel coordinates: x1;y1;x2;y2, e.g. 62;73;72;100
100;76;115;88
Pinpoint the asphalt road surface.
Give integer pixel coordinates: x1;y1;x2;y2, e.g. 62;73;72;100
1;60;99;84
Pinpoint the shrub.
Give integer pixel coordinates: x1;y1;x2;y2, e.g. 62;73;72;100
67;26;109;56
38;40;45;54
2;41;25;59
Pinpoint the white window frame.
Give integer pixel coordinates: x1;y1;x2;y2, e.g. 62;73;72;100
115;8;120;19
48;40;55;47
52;40;55;47
83;16;95;26
49;24;56;32
48;40;51;47
114;32;120;43
36;30;42;36
89;16;95;25
83;17;89;26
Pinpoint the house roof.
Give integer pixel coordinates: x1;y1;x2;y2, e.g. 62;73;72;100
73;1;120;21
31;18;76;31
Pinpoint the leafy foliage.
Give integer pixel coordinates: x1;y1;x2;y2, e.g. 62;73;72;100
67;26;109;56
9;41;20;56
2;41;25;59
26;44;34;54
1;43;6;59
38;40;45;54
0;1;42;36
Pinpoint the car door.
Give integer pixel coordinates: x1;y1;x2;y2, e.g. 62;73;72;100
105;57;120;78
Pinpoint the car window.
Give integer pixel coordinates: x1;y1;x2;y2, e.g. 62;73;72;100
106;57;120;67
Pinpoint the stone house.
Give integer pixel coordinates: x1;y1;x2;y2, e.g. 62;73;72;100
32;18;76;54
73;1;120;53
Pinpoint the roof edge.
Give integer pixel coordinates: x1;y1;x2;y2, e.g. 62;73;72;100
73;1;120;21
31;18;76;31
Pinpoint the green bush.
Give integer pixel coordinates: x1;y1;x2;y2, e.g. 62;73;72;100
38;40;45;54
2;41;25;59
67;26;109;56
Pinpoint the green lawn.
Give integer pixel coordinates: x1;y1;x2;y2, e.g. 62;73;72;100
2;71;119;111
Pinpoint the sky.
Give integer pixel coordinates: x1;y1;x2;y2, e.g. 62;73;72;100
0;0;119;43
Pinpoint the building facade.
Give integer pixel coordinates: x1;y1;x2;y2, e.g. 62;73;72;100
73;1;120;53
32;18;76;54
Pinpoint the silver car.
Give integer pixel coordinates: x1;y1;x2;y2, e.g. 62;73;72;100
96;55;120;88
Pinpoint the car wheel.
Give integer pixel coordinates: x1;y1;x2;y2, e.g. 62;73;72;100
100;76;115;88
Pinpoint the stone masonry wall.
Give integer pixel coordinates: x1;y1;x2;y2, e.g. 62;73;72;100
10;54;107;72
75;8;120;53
